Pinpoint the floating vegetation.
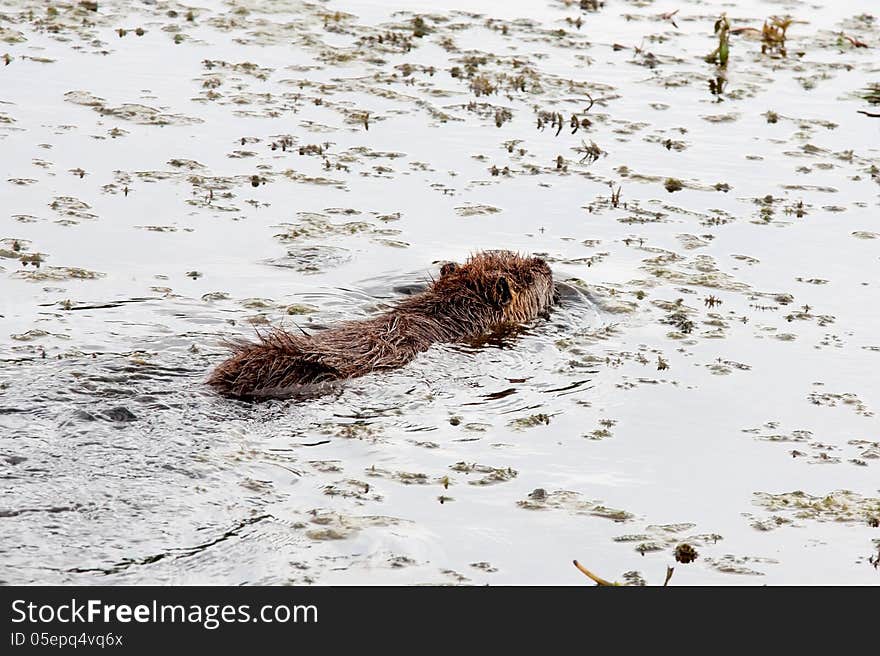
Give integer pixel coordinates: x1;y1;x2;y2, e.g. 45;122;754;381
703;555;775;576
518;490;633;522
613;523;721;557
664;178;683;193
454;204;502;217
807;391;872;417
12;266;105;281
761;16;793;57
274;213;375;242
575;140;603;164
509;413;551;430
753;490;880;526
64;90;203;126
860;84;880;105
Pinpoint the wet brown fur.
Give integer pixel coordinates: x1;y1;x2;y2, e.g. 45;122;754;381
207;251;555;399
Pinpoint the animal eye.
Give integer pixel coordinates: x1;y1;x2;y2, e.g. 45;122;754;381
494;276;512;305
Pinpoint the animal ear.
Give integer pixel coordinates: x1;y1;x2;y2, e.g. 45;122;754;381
494;276;512;306
440;262;458;277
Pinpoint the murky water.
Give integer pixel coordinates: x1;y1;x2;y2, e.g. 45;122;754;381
1;0;878;585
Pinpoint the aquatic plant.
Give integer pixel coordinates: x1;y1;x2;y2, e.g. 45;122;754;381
705;14;730;67
761;16;792;56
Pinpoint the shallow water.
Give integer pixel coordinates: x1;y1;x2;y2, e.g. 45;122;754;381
1;0;879;585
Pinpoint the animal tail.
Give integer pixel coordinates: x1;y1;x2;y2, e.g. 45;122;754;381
206;329;340;399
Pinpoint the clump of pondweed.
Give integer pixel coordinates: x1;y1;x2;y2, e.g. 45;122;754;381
860;84;880;106
762;16;792;56
664;177;684;193
412;16;431;38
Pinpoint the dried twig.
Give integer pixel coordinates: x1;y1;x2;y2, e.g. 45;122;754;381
842;33;868;48
730;26;761;35
573;560;617;586
659;9;679;29
584;92;595;113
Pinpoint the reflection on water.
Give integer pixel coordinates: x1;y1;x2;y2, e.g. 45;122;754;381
1;0;879;584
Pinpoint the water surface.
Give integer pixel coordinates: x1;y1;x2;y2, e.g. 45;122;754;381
1;0;879;585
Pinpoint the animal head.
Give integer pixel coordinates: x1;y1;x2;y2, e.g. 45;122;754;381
436;251;554;322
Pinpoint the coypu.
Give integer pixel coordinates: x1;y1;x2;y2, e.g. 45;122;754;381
208;251;555;399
